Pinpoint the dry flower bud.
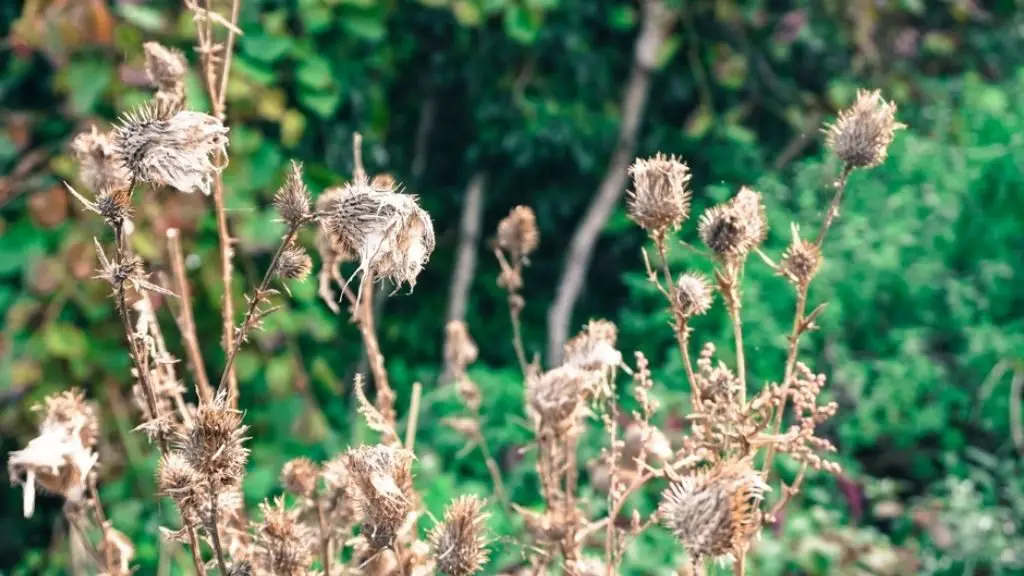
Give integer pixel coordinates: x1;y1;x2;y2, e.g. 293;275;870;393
698;187;766;260
824;89;904;169
277;244;313;281
143;41;187;107
175;397;249;491
779;224;821;286
442;417;481;440
346;444;416;550
673;273;713;318
430;495;490;576
280;457;320;499
731;187;767;247
527;365;585;431
321;455;349;493
157;452;202;515
627;153;692;234
112;102;229;195
70;127;132;193
445;320;479;377
497;206;539;263
98;527;135;576
274;161;312;226
94;187;134;228
253;497;314;576
658;460;768;562
320;182;435;290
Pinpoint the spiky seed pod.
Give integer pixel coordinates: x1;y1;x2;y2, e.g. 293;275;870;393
730;186;767;247
277;244;313;281
70;127;132;193
252;497;314;576
658;460;769;562
97;527;135;576
176;397;249;490
779;224;821;286
111;102;229;195
445;320;479;376
698;205;749;258
94;187;134;228
527;365;585;431
430;495;491;576
824;89;904;169
142;41;187;107
280;458;319;499
497;206;540;264
346;444;416;550
274;161;312;226
626;153;692;234
157;452;203;516
674;273;713;319
319;182;435;290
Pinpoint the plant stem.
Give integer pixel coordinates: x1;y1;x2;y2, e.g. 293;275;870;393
354;271;397;428
208;484;229;575
315;498;332;576
494;248;529;376
167;229;213;403
216;0;241;114
216;223;302;397
404;382;422;451
475;425;510;509
186;526;209;576
734;553;746;576
653;235;701;407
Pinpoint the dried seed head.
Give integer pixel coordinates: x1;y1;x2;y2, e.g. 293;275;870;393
445;320;479;378
277;244;313;281
176;397;249;491
321;455;349;494
497;206;539;263
627;153;692;234
527;365;585;431
319;182;435;290
98;527;135;576
157;452;202;515
371;173;396;192
274;161;312;226
658;460;768;562
226;561;253;576
280;457;319;499
7;389;100;517
112;102;229;195
70;127;132;193
673;273;713;319
253;497;314;576
698;361;740;403
564;319;622;373
143;41;187;108
779;224;821;286
698;188;766;260
430;495;491;576
94;187;134;228
346;444;416;550
824;89;904;169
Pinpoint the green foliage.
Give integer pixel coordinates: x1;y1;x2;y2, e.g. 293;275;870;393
2;0;1023;573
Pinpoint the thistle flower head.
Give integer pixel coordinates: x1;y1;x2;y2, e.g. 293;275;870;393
112;102;229;195
7;390;99;518
280;457;319;499
157;452;203;515
252;497;314;576
779;224;821;286
564;319;621;373
273;161;312;226
319;182;435;290
673;273;713;319
497;206;540;264
658;460;769;562
175;396;249;491
527;365;586;431
824;89;904;169
70;127;132;193
346;444;416;550
627;153;692;234
94;187;134;228
430;495;491;576
277;244;313;281
731;187;767;247
698;187;766;260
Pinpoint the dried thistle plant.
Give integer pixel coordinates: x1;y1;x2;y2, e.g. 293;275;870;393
430;495;491;576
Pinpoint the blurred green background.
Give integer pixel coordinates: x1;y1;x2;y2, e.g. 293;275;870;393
2;0;1024;574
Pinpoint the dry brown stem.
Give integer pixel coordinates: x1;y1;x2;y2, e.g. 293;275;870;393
166;229;213;404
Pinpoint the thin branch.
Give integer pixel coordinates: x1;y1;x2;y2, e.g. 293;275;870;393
404;382;423;451
216;0;242;114
315;498;332;576
166;228;213;403
207;484;229;575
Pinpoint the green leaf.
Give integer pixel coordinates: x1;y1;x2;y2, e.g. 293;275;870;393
116;4;166;32
241;33;294;63
297;56;333;90
44;323;88;360
339;11;387;41
299;88;343;119
453;0;484;26
265;356;295;397
66;59;113;115
504;5;542;45
609;5;636;30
